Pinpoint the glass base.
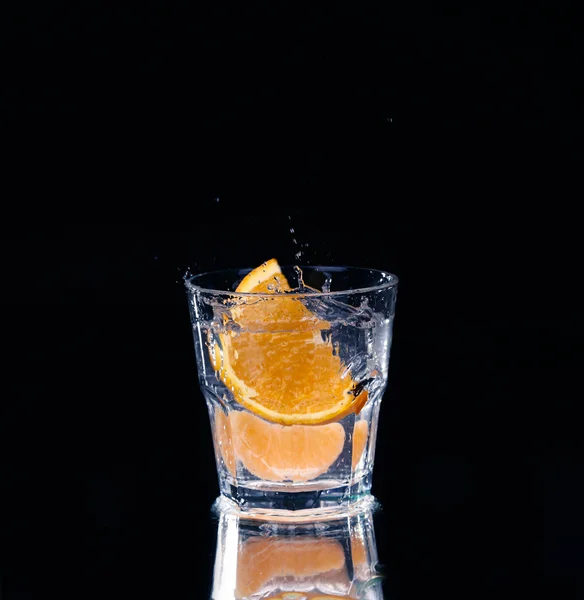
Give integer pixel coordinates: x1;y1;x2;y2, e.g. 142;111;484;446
212;486;379;523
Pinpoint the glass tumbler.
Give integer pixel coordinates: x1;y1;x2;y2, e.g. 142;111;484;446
185;264;398;519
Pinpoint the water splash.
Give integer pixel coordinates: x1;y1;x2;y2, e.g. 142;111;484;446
293;265;306;291
288;215;309;264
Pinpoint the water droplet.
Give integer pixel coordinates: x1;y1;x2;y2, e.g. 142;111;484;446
293;265;306;290
322;277;332;293
215;197;220;202
292;238;297;244
290;227;295;234
295;251;302;260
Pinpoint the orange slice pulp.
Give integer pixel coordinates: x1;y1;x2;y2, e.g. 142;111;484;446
211;258;368;426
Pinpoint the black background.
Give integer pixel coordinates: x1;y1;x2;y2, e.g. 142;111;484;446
2;4;583;599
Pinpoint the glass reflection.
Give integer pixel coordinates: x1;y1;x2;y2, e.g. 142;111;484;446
211;505;384;599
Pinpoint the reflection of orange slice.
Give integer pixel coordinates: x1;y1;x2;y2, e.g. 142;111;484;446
263;592;354;599
351;529;368;568
236;537;348;598
213;258;368;426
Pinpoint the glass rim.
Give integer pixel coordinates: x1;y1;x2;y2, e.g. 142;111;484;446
184;264;399;298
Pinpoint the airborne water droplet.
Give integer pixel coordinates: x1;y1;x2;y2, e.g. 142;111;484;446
322;277;332;293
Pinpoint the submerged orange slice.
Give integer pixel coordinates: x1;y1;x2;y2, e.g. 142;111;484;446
230;410;345;482
212;259;367;426
216;408;368;482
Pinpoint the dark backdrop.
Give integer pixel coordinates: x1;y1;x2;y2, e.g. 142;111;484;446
2;4;583;599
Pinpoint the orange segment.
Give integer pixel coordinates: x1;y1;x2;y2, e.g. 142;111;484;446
352;420;369;469
230;410;345;482
235;258;291;293
213;258;367;426
235;537;348;598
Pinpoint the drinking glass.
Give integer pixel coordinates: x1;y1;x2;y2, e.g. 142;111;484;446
185;265;398;519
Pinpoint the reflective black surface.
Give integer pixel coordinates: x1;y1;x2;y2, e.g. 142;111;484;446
2;4;583;598
2;222;583;599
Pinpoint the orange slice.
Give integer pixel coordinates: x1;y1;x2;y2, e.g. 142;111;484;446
230;410;345;482
235;257;291;293
212;259;367;425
